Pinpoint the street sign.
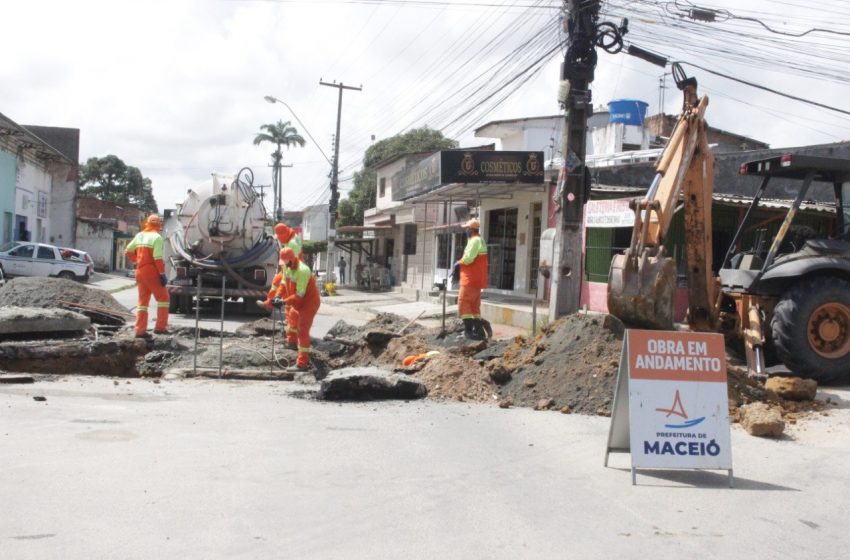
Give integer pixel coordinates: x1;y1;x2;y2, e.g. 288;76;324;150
605;329;733;487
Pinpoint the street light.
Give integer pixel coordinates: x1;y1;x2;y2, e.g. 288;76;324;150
264;95;333;167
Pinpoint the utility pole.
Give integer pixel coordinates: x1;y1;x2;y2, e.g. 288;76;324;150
320;79;361;277
549;0;602;320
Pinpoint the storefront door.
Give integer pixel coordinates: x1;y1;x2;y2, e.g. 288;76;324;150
487;207;518;290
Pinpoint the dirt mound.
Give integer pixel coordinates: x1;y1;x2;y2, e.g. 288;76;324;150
0;277;127;315
497;314;623;415
415;353;497;402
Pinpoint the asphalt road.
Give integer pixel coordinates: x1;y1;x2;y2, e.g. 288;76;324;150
2;376;849;559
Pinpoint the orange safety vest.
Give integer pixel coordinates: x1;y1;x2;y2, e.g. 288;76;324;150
125;227;165;277
459;233;488;289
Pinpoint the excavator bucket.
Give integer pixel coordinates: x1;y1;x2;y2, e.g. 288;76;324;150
607;252;677;330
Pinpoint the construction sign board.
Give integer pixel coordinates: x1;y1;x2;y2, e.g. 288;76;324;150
605;329;733;486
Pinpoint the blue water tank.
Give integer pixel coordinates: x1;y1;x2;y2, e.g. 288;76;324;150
607;99;648;126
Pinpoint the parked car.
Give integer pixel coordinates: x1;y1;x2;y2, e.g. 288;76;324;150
0;242;94;282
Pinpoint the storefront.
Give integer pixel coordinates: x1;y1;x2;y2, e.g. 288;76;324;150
386;149;548;297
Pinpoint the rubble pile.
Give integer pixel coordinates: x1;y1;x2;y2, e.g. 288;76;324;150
0;277;129;324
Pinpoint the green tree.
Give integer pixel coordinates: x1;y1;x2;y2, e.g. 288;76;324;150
79;154;158;215
337;126;458;228
254;120;306;217
253;120;306;156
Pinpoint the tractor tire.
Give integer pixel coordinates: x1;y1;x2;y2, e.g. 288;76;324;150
771;276;850;383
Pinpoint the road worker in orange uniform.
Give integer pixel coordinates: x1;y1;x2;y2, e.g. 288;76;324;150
454;218;489;341
273;247;321;371
125;214;169;337
260;223;305;348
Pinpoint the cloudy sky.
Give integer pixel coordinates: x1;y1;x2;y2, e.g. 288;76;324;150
3;0;849;212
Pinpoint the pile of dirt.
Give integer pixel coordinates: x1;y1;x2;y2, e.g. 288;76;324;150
497;314;624;414
0;277;127;316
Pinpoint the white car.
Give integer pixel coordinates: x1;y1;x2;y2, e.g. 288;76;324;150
0;242;94;282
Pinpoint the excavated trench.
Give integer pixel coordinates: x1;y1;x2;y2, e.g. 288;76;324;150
0;278;834;434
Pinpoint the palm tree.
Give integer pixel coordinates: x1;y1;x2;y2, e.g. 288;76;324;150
253;120;306;219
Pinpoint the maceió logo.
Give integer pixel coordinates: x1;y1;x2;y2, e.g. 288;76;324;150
655;390;705;429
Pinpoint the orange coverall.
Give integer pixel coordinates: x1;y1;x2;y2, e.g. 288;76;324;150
457;233;489;320
267;224;305;345
277;260;321;368
126;224;169;335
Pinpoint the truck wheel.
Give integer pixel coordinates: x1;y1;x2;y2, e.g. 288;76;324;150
58;271;76;281
771;277;850;383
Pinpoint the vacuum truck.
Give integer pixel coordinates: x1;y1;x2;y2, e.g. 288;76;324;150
163;168;278;313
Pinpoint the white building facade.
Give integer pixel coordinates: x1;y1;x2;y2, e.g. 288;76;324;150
0;113;78;248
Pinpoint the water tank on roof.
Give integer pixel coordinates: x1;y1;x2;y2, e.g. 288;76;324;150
607;99;648;126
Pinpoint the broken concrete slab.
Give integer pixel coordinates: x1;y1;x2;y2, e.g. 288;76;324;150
365;330;399;346
318;366;427;401
0;338;148;376
0;374;35;384
765;376;817;401
0;306;90;336
740;402;785;437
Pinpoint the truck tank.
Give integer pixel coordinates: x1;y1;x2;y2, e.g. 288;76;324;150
162;168;278;313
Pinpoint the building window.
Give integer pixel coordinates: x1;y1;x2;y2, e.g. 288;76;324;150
530;203;542;290
379;177;386;198
436;233;451;269
37;192;48;218
3;213;11;244
403;224;417;255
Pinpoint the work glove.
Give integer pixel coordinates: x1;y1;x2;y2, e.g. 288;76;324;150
451;262;460;281
271;297;283;309
159;273;168;287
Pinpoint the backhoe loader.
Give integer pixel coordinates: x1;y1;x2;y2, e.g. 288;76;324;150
608;64;850;382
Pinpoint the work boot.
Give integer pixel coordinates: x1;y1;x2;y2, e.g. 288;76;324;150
463;319;483;341
286;362;311;373
473;319;488;341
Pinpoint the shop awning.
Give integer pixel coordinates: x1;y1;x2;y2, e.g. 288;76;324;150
336;225;393;234
407;181;548;203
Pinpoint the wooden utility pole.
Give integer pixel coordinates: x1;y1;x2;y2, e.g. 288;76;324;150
549;0;601;320
320;80;361;276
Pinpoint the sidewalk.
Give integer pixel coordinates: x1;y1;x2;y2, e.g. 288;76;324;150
87;271;137;293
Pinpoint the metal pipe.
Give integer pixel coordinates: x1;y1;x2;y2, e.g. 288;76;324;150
193;272;201;375
532;296;538;336
219;275;225;377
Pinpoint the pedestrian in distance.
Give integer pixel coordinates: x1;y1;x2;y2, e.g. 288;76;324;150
338;255;347;284
453;218;489;341
273;247;321;372
125;214;169;337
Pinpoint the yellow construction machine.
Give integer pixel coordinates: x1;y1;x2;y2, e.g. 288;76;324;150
608;64;850;383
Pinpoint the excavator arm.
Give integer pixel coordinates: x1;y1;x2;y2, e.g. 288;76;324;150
607;65;718;331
